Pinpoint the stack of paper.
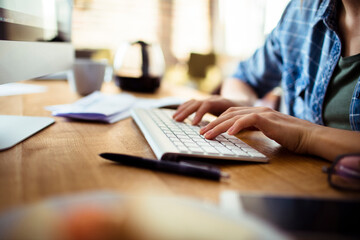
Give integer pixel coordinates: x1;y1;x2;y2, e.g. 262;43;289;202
46;91;185;123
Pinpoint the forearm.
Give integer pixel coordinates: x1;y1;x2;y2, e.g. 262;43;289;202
307;126;360;162
220;78;258;106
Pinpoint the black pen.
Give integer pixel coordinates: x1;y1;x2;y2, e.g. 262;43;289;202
99;153;230;181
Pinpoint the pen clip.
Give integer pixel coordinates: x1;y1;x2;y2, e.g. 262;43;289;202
178;160;220;171
179;161;213;170
178;160;230;180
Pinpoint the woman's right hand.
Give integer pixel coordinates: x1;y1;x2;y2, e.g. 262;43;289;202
172;96;240;125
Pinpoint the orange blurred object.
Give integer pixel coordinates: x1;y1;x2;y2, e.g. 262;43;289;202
61;205;127;240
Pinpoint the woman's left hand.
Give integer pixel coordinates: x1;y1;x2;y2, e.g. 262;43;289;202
200;107;318;155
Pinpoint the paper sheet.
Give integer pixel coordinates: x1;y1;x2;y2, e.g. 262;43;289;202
46;91;186;123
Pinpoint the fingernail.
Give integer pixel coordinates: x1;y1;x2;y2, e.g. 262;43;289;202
200;127;207;135
174;114;181;121
204;130;213;139
227;126;234;135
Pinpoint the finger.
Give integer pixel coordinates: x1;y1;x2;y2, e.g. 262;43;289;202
219;106;263;118
219;106;239;116
173;100;196;119
203;118;237;139
173;101;202;122
203;107;268;134
173;100;195;118
227;113;264;135
192;101;212;125
219;106;248;116
200;111;242;135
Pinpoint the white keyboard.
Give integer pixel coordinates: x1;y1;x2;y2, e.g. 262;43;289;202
131;108;268;162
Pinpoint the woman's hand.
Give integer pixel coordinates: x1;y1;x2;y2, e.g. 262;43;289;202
173;96;241;125
174;101;360;161
200;106;318;155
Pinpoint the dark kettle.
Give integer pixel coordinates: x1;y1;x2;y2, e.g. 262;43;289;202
114;41;165;93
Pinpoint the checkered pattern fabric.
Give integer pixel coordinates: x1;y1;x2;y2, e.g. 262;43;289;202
233;0;360;131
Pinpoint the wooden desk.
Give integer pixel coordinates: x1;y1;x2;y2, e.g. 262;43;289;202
0;80;359;213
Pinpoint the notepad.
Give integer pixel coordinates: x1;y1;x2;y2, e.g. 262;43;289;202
45;91;185;123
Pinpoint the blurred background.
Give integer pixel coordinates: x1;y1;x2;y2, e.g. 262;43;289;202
72;0;289;93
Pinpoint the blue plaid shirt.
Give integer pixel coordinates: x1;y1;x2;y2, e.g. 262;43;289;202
233;0;360;131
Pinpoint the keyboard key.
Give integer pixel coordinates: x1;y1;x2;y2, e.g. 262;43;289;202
165;133;176;138
221;141;236;147
227;146;241;151
202;147;219;154
215;147;233;155
215;136;226;141
188;147;203;153
209;142;223;147
197;141;211;146
231;149;248;155
177;146;189;152
173;131;183;135
177;134;188;138
184;142;197;147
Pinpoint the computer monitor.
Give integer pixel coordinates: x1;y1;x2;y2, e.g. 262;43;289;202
0;0;74;150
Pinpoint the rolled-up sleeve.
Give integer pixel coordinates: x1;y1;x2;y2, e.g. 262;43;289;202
232;28;284;98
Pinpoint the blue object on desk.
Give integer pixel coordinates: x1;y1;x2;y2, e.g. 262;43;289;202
100;153;229;181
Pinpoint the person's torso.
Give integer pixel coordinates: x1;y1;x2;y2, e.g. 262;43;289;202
277;0;360;130
322;54;360;130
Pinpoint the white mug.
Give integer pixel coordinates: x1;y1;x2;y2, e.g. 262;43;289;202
67;59;107;95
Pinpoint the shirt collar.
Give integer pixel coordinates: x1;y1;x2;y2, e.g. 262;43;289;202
315;0;339;30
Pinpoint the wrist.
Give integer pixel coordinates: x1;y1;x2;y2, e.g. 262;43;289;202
304;125;339;161
296;123;326;157
302;125;320;156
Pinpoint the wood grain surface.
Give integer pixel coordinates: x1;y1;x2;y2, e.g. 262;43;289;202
0;80;359;213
